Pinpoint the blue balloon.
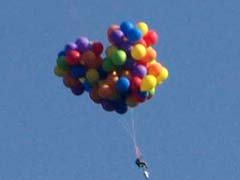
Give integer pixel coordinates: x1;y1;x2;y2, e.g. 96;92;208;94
126;28;142;43
98;67;108;79
115;102;128;114
120;21;134;35
70;66;86;78
83;81;92;92
116;77;130;93
57;50;65;57
139;91;149;99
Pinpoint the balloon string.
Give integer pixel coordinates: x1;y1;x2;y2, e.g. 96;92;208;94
116;116;135;143
130;109;136;145
116;109;142;158
130;109;143;158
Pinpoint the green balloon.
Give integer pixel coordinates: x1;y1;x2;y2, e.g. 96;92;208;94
111;50;127;66
57;56;70;71
149;88;156;96
102;58;115;72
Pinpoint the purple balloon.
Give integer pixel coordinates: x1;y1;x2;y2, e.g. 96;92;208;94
124;58;136;70
75;37;90;53
119;41;132;53
65;42;78;53
132;64;147;78
101;100;115;111
109;29;124;45
71;83;84;96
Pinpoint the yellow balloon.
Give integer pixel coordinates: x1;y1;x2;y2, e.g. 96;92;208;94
106;45;117;57
148;59;157;65
156;79;164;86
131;44;147;60
140;75;157;91
86;69;99;84
54;66;67;77
157;66;169;84
137;22;149;35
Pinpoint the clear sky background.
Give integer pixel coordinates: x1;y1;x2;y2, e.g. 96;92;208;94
0;0;240;179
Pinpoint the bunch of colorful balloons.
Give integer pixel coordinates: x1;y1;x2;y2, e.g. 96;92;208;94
54;21;169;114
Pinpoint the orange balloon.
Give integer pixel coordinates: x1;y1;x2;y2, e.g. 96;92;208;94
141;47;157;62
107;25;120;44
126;96;139;107
106;71;119;87
148;62;163;77
63;73;79;88
98;84;114;98
81;51;97;68
107;25;119;36
89;86;101;104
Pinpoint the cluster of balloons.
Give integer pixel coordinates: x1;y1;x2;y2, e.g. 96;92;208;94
54;21;169;114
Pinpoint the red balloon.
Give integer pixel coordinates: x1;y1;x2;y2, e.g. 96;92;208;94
95;56;103;68
130;76;142;92
143;30;159;46
92;42;104;55
132;92;146;103
138;60;149;66
138;39;147;46
66;50;81;65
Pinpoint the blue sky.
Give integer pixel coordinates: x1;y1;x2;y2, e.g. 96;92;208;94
0;0;240;179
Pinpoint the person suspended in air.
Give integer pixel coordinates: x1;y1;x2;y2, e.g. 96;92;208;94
135;156;149;179
135;156;148;169
135;145;150;179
